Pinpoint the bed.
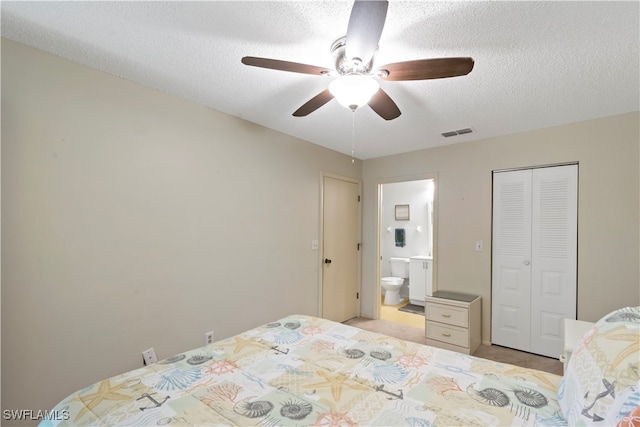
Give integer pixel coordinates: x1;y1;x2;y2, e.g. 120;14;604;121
42;307;639;426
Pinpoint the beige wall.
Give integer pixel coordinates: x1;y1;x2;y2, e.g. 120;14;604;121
362;112;640;343
1;39;361;421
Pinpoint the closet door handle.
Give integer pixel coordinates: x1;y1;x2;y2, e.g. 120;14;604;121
523;260;530;265
324;259;332;264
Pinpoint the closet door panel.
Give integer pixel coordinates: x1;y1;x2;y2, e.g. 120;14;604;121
530;165;578;358
491;169;532;352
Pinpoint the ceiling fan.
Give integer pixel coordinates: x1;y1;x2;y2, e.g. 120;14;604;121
241;0;474;120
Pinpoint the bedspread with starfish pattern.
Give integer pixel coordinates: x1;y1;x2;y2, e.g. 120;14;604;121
41;314;566;426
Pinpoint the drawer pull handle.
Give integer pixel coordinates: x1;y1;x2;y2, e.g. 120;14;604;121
441;313;451;318
442;333;452;337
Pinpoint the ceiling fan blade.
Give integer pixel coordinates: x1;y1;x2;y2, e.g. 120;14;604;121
378;57;474;81
293;89;335;117
368;88;401;120
345;0;388;64
242;56;332;76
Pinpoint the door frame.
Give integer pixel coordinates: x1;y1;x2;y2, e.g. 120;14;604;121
373;172;439;320
318;172;362;319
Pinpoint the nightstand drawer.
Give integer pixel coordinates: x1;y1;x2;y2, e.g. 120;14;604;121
426;302;468;328
426;322;469;348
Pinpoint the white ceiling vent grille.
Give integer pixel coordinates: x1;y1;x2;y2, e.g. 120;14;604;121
442;128;474;138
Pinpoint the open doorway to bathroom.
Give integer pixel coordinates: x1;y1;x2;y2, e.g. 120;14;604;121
376;176;437;330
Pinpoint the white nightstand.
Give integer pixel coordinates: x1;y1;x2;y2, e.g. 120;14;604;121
425;291;481;355
561;319;595;373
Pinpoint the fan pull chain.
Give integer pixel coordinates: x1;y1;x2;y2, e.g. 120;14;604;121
351;110;356;164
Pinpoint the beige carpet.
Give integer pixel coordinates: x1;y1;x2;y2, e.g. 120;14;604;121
343;317;563;376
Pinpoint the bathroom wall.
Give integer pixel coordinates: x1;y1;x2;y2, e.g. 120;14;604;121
381;180;433;299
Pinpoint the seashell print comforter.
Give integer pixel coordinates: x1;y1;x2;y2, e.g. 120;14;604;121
41;315;565;426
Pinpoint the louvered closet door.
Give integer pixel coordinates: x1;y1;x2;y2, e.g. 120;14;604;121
492;165;577;358
492;169;533;352
530;165;577;358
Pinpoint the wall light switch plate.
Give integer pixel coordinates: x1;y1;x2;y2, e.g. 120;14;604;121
311;240;319;250
475;240;483;252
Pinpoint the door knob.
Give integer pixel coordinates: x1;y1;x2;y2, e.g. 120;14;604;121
324;258;332;264
524;260;530;265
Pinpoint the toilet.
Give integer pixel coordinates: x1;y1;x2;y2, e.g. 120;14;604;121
381;257;410;305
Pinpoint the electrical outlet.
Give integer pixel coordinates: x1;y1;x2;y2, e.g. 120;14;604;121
142;347;157;365
205;331;214;345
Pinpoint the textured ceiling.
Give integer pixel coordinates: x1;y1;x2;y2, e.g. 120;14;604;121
2;1;639;159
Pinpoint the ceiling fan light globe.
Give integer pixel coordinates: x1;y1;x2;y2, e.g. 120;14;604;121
329;75;379;110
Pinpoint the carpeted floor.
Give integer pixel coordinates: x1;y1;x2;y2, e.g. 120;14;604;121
343;317;563;376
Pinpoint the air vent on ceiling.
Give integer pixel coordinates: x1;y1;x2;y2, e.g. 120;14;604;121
441;127;474;138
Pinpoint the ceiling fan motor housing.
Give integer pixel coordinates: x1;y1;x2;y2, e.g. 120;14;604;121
331;36;376;76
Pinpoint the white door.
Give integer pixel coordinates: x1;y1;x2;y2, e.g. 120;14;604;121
492;169;533;352
492;165;577;358
530;165;578;357
322;176;360;323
